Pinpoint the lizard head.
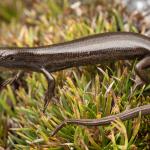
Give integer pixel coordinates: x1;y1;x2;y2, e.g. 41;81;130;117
0;49;17;69
0;48;40;71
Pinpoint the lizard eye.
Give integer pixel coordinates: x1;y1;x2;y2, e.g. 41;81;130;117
9;56;15;61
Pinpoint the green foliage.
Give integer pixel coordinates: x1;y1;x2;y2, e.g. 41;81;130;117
0;0;24;22
0;0;149;149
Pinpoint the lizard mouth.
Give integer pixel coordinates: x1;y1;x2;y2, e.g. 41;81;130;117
0;57;6;62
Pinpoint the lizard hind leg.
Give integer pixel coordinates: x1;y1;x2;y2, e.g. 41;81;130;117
135;56;150;83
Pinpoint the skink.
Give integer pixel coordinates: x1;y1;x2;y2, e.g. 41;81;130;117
0;32;150;134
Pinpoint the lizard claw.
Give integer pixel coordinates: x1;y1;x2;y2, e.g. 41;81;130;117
42;96;59;113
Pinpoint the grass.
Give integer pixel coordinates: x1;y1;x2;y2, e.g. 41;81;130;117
0;0;149;149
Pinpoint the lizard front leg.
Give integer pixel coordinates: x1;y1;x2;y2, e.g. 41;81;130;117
40;67;56;112
135;56;150;83
0;71;22;89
